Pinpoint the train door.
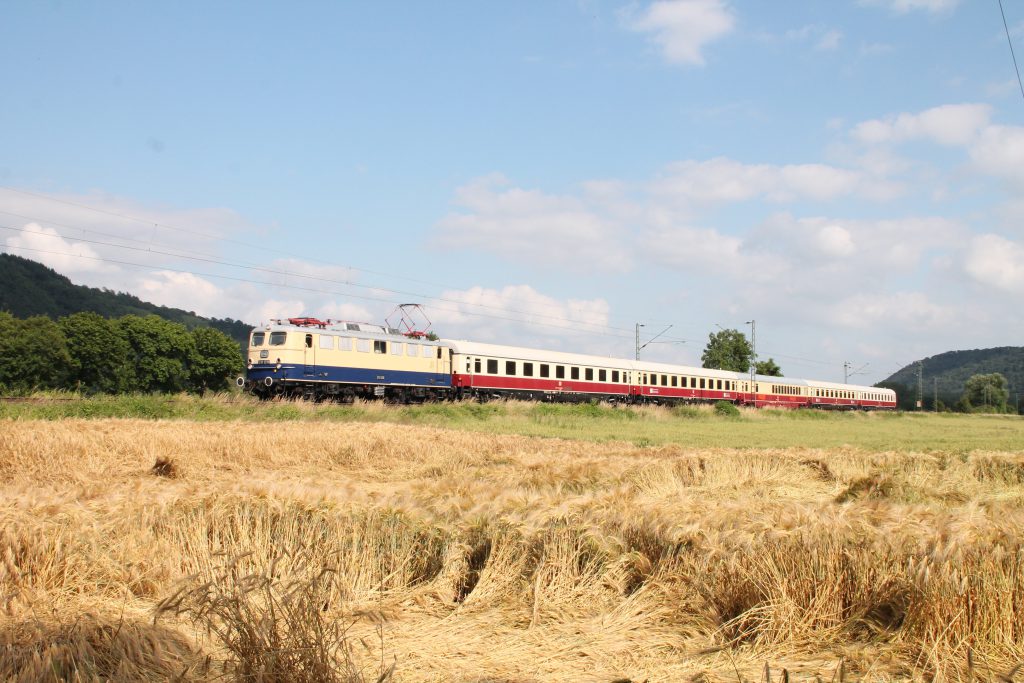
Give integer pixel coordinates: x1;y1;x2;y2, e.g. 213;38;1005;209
303;333;315;376
433;345;451;380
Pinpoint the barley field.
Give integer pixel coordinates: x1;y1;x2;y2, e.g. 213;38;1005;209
2;399;1023;681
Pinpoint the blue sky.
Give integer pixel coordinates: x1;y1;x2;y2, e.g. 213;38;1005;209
2;0;1023;384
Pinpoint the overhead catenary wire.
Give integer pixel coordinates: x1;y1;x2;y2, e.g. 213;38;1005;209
1;190;869;371
1;241;684;346
0;189;696;341
999;0;1024;105
0;219;701;343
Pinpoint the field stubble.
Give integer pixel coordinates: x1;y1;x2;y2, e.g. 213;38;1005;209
1;404;1023;681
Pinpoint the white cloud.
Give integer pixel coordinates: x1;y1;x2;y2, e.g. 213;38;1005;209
827;292;955;330
652;157;865;203
852;103;991;146
628;0;735;66
964;234;1024;293
429;284;614;354
815;224;855;257
436;173;629;273
859;0;960;14
136;271;224;313
969;124;1024;185
3;223;113;275
816;29;842;51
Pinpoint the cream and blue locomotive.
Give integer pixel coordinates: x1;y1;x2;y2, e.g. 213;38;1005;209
238;317;452;401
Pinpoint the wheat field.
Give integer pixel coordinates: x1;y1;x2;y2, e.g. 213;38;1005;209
2;405;1024;681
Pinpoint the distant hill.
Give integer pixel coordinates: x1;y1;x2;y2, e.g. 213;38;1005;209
0;253;252;344
881;347;1024;410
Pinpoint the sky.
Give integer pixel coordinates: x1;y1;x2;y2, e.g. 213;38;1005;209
2;0;1023;385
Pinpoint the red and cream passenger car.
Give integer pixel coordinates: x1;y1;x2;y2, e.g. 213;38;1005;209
446;340;896;409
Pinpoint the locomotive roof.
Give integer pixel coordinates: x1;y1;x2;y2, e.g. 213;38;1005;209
253;320;442;344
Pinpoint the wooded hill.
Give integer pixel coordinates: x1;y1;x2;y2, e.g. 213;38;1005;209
0;254;251;345
881;347;1024;410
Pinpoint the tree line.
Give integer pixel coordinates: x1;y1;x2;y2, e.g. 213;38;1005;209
701;328;1019;413
0;312;244;395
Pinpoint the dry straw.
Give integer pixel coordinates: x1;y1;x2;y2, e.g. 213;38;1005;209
1;414;1023;681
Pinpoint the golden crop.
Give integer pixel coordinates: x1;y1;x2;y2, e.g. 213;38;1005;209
2;412;1023;681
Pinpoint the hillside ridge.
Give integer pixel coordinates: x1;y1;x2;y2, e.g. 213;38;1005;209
0;253;251;344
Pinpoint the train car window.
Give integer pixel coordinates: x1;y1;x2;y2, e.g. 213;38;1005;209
571;367;580;380
659;375;666;386
252;332;265;346
346;323;360;331
671;376;677;387
373;341;386;354
506;360;516;375
523;363;534;377
540;364;549;378
356;339;370;353
599;369;607;382
714;379;720;390
556;365;565;379
487;359;498;374
699;378;705;389
475;359;482;373
338;337;352;351
585;368;593;381
319;335;334;350
269;332;287;346
391;343;403;355
612;370;620;383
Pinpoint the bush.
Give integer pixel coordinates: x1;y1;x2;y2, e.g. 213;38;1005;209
714;401;741;418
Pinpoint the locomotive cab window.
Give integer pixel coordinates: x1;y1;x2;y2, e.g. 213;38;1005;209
305;334;313;348
269;332;287;346
252;332;266;346
373;341;386;354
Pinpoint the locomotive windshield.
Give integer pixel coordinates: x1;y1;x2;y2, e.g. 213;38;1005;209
269;332;287;346
252;332;265;346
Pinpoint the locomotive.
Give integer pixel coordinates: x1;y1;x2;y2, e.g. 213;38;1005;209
237;316;897;409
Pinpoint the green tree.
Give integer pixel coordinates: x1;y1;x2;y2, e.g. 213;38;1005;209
118;315;195;393
189;327;244;392
961;373;1010;413
0;312;72;394
59;312;134;393
701;329;752;372
755;358;782;377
